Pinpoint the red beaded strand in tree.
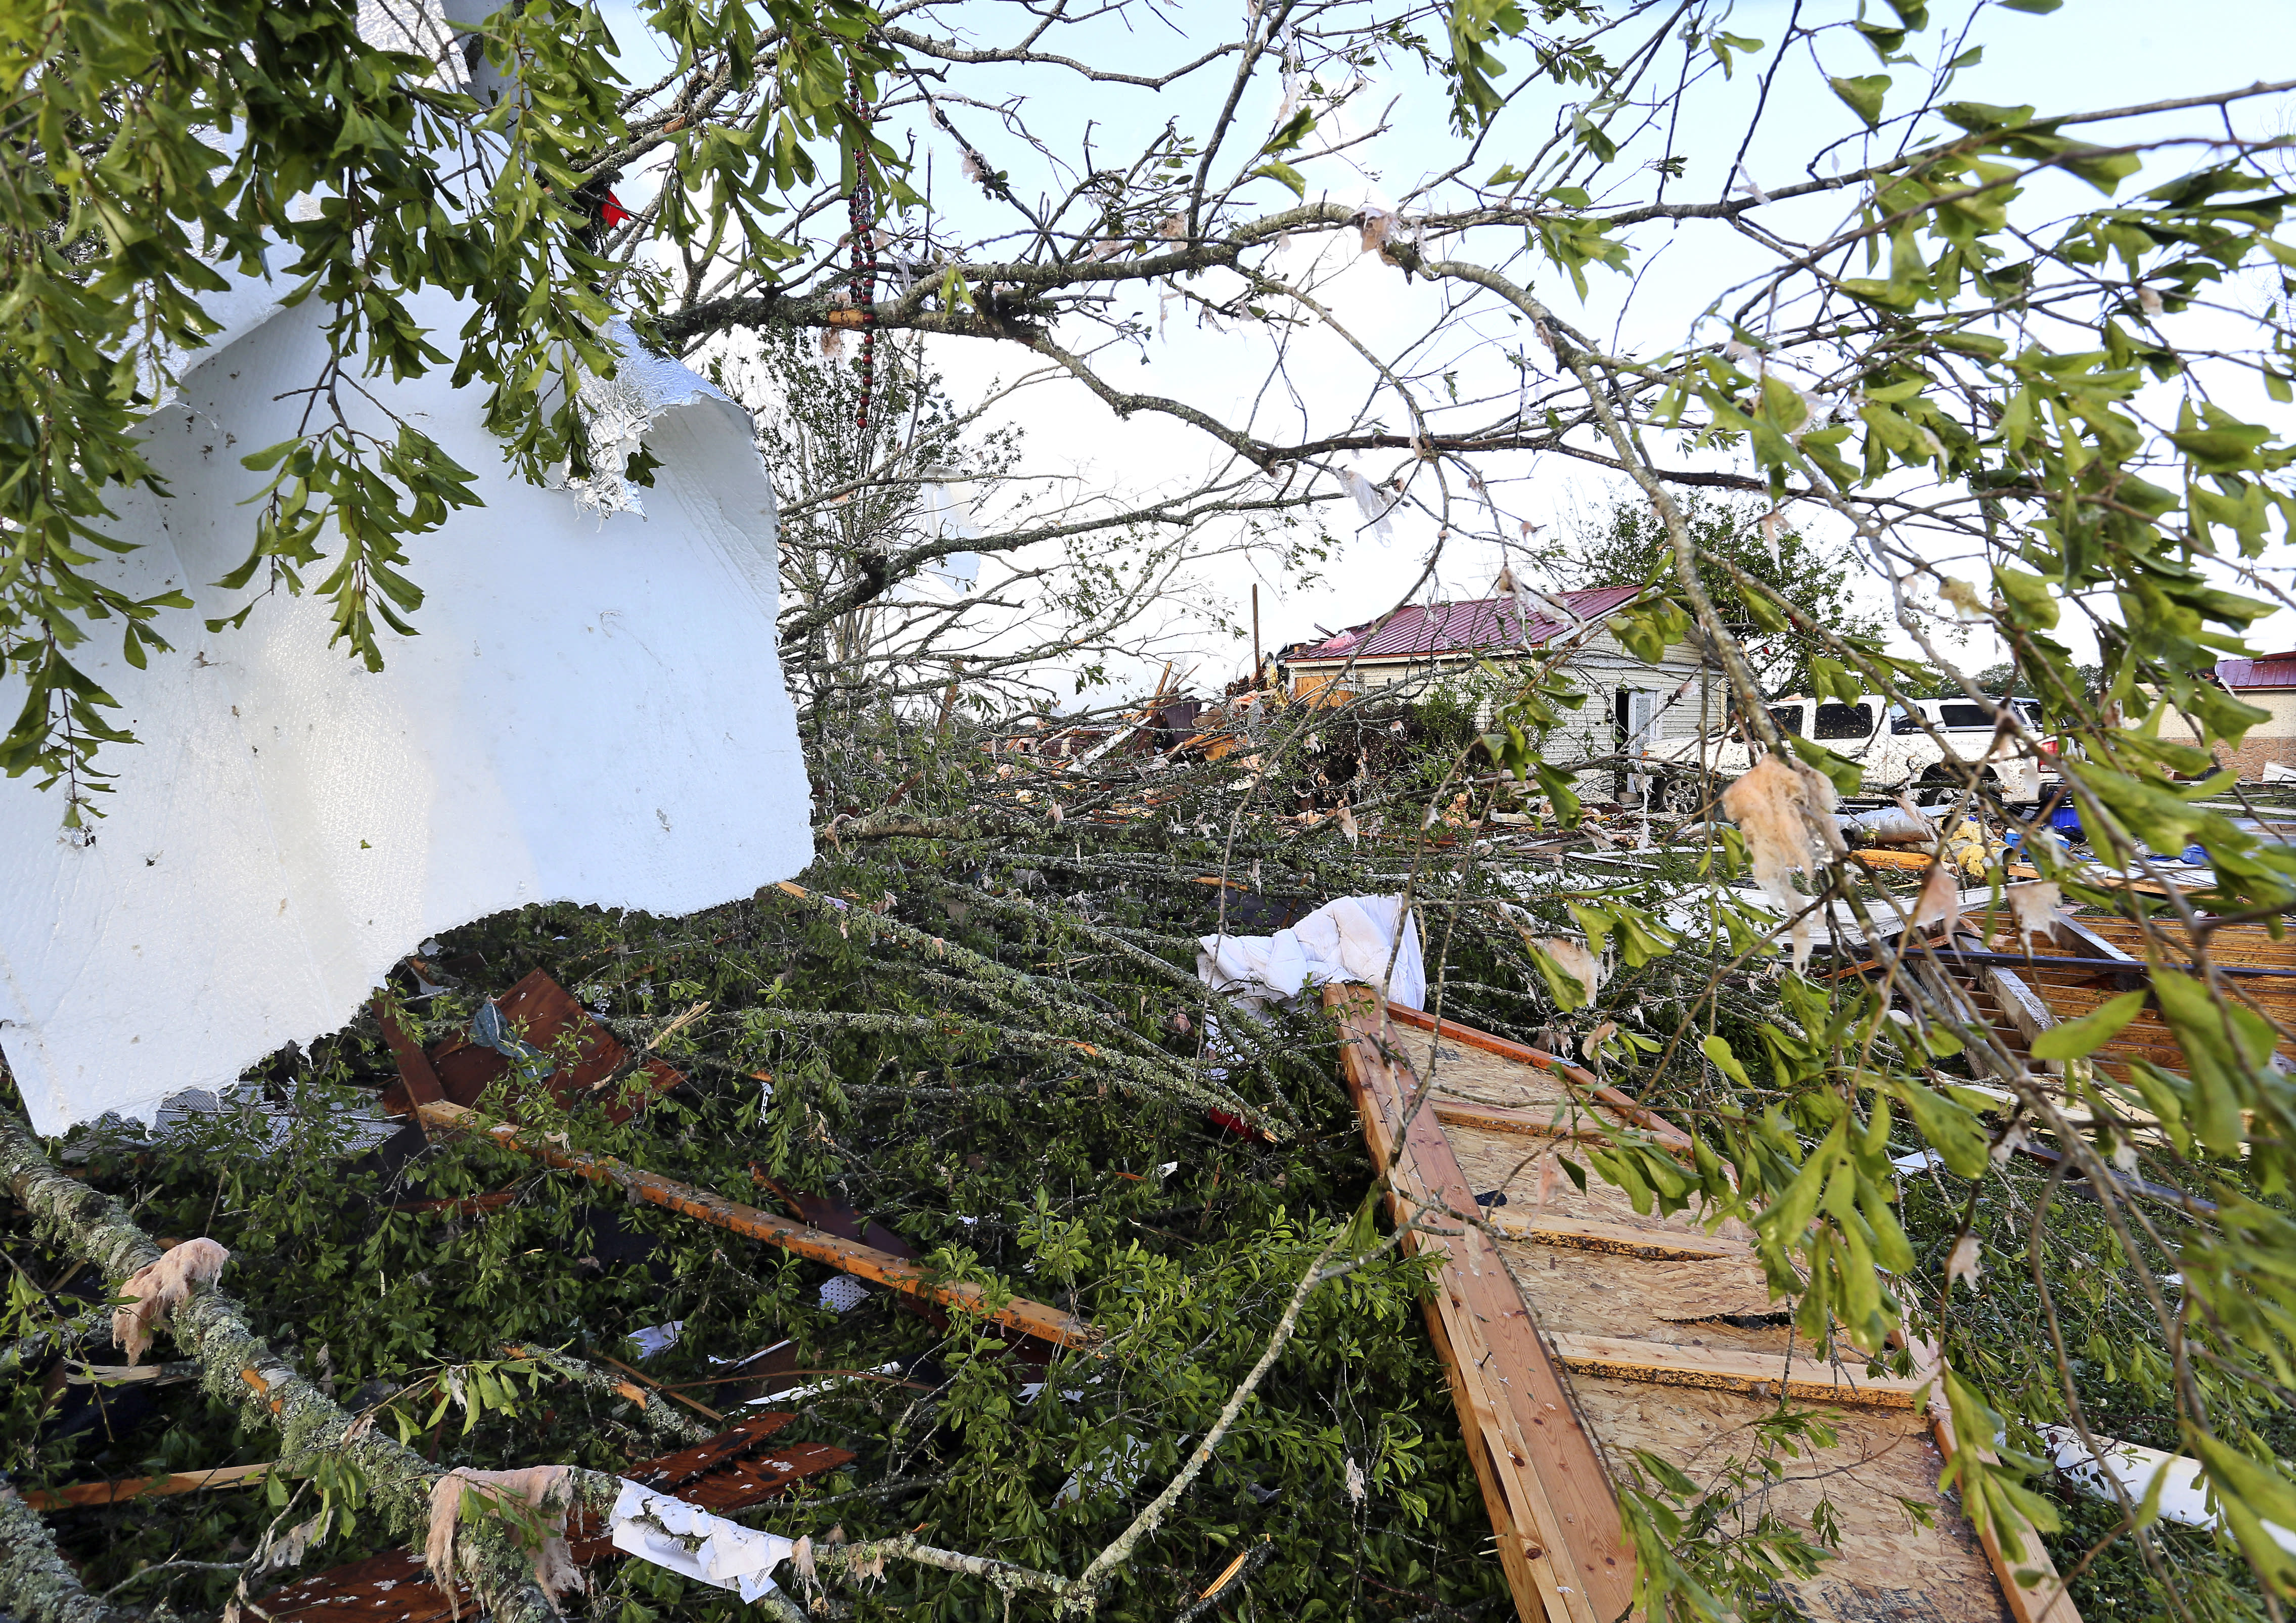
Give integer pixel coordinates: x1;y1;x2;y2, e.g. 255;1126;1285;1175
847;62;878;437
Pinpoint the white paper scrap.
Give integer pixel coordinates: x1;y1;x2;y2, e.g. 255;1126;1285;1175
610;1479;798;1601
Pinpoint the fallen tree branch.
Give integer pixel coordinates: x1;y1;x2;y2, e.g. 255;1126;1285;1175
0;1480;139;1623
0;1108;563;1623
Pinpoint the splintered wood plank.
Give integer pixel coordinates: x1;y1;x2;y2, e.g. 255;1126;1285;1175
1326;988;1633;1623
21;1459;273;1509
416;1101;1099;1349
1344;997;2079;1623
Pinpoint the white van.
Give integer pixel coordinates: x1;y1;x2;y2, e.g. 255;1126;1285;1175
1643;694;2049;807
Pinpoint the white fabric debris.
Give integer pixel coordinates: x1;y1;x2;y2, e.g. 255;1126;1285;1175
1840;804;1932;845
626;1322;685;1359
0;268;813;1135
609;1478;798;1601
914;478;982;592
1197;895;1424;1011
1335;467;1396;540
2041;1427;2296;1553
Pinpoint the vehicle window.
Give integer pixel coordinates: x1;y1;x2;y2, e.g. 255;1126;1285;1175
1889;702;1921;734
1938;703;1998;729
1814;703;1873;740
1767;705;1805;736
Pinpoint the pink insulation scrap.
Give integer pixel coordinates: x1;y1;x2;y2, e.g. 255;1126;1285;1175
113;1237;231;1365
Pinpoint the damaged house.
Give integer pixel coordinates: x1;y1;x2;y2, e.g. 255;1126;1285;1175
1277;584;1721;773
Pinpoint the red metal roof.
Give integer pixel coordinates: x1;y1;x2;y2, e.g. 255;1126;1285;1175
2217;652;2296;690
1287;586;1646;663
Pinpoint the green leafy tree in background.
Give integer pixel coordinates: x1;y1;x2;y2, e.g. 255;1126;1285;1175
1554;489;1888;697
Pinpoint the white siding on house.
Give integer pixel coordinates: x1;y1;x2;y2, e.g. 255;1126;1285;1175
1282;627;1719;773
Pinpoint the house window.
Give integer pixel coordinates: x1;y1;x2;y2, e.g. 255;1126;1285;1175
1813;703;1874;739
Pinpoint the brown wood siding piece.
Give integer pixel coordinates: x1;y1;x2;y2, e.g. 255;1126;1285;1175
369;995;444;1109
1381;1002;1695;1153
1326;989;1633;1623
415;1101;1098;1350
620;1412;796;1489
1544;1334;1922;1409
380;971;683;1123
1488;1211;1751;1262
2049;916;2139;962
264;1429;852;1621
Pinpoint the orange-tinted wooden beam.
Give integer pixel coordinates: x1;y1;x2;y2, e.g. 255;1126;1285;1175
416;1101;1100;1350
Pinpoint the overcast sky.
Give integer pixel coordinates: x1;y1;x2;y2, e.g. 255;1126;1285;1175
600;0;2296;698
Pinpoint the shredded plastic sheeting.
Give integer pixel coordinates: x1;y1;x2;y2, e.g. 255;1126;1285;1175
2041;1425;2296;1553
0;276;812;1135
1197;895;1425;1011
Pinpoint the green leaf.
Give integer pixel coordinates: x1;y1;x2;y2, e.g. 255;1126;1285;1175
2151;968;2280;1156
1250;160;1307;198
1991;564;2060;631
1701;1033;1751;1088
2030;989;2148;1060
1829;74;1891;130
1785;735;1865;797
1892;1078;1991;1179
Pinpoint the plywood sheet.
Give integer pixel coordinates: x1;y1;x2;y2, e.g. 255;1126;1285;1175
1575;1377;2010;1623
1332;996;2078;1623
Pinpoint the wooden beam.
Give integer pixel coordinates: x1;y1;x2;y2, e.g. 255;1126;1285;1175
415;1101;1099;1350
1489;1211;1750;1262
1431;1098;1619;1142
1327;989;1632;1623
22;1460;272;1510
369;993;444;1109
1382;1001;1695;1153
1966;944;2066;1079
1544;1334;1922;1409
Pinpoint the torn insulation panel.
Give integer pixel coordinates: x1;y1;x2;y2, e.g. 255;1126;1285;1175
0;269;812;1134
